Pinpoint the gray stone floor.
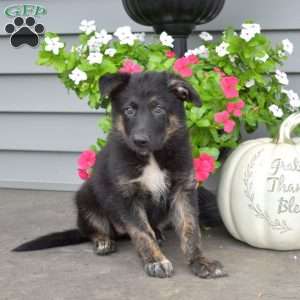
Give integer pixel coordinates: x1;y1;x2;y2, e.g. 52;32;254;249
0;189;299;300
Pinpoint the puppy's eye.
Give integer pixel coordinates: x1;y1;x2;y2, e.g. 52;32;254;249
153;105;165;115
124;106;136;117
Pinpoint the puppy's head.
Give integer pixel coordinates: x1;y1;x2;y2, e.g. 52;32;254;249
99;72;201;156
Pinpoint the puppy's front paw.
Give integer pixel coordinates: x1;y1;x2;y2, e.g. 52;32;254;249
190;258;227;279
144;259;174;278
94;239;116;255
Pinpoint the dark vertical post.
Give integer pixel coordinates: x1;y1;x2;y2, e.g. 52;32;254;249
173;36;188;57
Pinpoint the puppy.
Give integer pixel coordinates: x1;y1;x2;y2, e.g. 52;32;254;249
13;72;226;279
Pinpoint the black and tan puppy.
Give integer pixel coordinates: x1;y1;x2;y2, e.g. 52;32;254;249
14;72;226;279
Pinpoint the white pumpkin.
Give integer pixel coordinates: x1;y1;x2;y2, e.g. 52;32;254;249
218;112;300;250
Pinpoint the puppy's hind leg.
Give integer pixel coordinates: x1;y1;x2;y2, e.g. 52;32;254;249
75;181;117;255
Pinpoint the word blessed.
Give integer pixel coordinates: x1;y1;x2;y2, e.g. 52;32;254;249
4;4;47;17
278;196;300;214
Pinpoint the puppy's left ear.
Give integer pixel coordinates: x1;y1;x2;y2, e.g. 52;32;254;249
168;76;201;106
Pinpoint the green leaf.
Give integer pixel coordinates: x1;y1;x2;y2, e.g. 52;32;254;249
196;119;210;127
199;147;220;159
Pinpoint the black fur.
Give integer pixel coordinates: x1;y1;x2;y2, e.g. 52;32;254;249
13;72;226;278
12;229;87;252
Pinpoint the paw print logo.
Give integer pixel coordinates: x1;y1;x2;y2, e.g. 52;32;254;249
5;16;44;48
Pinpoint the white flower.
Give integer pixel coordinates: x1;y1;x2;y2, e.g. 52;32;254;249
87;36;102;52
114;26;132;39
282;39;293;55
240;23;261;42
197;45;209;58
44;37;64;55
95;30;112;45
199;31;213;41
242;23;261;34
114;26;137;46
79;20;96;35
255;54;269;63
216;41;229;57
135;32;146;42
184;45;209;59
275;70;289;85
69;68;87;85
122;34;136;46
87;52;103;64
269;104;283;118
245;79;255;88
159;31;174;48
282;89;300;108
87;30;112;52
104;48;117;57
240;28;256;42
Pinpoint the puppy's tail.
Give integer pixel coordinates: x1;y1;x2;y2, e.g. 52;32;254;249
12;229;88;252
198;187;223;227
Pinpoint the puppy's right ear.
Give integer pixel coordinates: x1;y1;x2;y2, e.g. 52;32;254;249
99;73;130;98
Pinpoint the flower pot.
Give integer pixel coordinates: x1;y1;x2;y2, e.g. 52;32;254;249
121;0;225;56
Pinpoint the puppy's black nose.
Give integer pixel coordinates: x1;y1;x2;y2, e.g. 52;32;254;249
133;134;149;148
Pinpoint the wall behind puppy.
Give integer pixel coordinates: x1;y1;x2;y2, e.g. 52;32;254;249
0;0;299;191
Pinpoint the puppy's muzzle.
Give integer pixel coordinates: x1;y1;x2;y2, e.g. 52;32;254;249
133;133;150;148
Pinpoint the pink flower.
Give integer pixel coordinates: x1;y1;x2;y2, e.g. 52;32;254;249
214;111;230;124
214;111;236;133
173;57;193;77
119;59;143;74
78;169;90;180
220;76;239;99
173;55;199;78
193;153;216;182
186;54;199;64
227;99;245;117
77;150;96;170
223;119;236;133
166;50;176;58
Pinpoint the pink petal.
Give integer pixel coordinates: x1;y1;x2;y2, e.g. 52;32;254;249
78;169;90;180
233;109;242;117
236;99;245;109
195;171;210;182
179;66;193;77
214;111;229;124
166;50;176;58
224;119;236;133
186;54;199;65
77;150;96;170
193;153;216;182
119;59;143;74
226;102;236;113
221;76;239;99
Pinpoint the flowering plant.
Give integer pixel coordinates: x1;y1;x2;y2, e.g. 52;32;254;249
38;20;298;181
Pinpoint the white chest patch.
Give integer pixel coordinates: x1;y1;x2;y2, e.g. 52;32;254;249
131;154;168;200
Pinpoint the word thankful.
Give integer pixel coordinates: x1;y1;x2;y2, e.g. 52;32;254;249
278;196;300;214
270;158;300;176
267;175;300;193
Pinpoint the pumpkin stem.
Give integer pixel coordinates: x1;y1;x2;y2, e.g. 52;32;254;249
276;112;300;144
